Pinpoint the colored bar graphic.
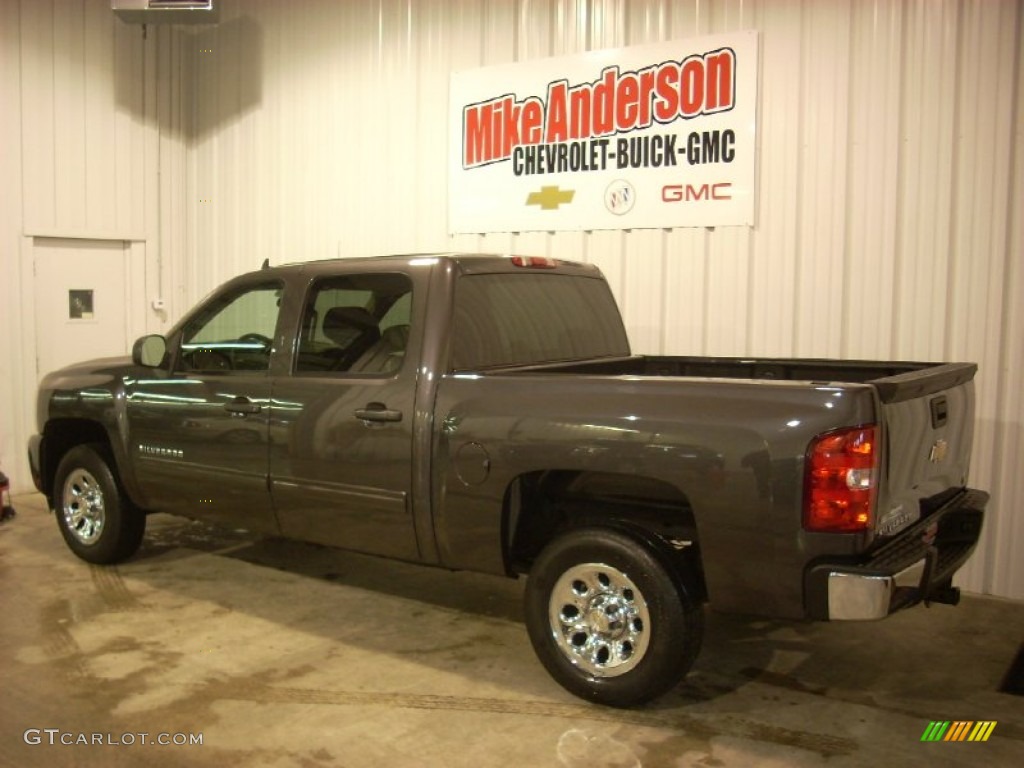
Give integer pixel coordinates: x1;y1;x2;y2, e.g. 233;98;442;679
921;721;997;742
968;722;997;742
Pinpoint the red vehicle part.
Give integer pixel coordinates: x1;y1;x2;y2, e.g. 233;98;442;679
0;471;15;521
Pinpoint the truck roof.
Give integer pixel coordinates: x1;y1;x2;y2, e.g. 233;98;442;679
258;253;604;279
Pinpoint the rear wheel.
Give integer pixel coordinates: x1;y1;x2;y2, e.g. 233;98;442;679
53;444;145;564
525;527;703;707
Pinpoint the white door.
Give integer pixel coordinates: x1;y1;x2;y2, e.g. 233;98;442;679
33;238;130;380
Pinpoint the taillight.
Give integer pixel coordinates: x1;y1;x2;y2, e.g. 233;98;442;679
510;256;558;269
803;425;878;533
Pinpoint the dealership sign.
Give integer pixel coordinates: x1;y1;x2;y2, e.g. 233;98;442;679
449;32;758;233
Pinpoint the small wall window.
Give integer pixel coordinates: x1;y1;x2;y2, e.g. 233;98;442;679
68;289;94;319
295;273;413;375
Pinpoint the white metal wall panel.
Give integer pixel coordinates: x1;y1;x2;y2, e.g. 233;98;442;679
154;24;193;324
948;0;1021;596
20;0;149;239
749;1;801;358
992;2;1024;599
842;1;898;361
17;0;56;236
895;1;954;362
0;0;28;487
1;0;1021;599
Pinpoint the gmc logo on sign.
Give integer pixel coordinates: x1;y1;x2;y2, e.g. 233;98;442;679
662;183;732;202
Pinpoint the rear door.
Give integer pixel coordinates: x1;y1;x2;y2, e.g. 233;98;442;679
268;269;422;560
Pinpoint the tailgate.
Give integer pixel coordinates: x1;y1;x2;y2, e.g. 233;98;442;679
873;363;977;536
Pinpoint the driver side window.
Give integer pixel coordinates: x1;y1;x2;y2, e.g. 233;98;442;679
179;282;282;373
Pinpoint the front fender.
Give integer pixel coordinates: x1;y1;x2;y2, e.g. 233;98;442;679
35;357;147;508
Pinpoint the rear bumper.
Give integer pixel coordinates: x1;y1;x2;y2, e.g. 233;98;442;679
805;488;988;620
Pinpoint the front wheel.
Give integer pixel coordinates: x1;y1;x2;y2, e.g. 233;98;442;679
524;527;703;707
53;444;146;564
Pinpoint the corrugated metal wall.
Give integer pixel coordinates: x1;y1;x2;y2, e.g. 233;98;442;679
1;0;1021;600
0;0;163;506
0;0;25;492
19;0;151;240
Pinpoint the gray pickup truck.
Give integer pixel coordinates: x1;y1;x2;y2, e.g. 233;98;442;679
29;254;987;706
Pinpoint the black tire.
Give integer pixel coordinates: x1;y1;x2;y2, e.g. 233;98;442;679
53;444;146;564
525;527;703;707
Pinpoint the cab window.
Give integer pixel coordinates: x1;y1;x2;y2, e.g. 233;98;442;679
295;273;412;375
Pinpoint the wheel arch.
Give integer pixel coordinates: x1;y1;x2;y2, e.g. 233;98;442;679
504;469;708;603
40;419;133;504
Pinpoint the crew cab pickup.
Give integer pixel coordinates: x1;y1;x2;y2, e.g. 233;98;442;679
29;254;988;706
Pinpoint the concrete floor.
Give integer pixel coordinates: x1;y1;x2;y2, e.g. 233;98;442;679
1;493;1021;768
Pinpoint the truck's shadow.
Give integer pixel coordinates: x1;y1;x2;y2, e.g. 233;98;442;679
131;515;799;702
129;513;1022;724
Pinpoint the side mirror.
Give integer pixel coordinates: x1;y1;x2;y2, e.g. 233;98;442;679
132;335;168;368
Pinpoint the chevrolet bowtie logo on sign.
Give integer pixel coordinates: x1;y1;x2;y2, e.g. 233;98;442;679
526;186;575;210
921;721;997;742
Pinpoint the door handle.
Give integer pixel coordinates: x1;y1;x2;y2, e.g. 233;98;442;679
224;397;261;416
354;402;403;423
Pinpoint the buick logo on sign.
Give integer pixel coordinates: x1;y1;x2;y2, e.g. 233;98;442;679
604;180;636;215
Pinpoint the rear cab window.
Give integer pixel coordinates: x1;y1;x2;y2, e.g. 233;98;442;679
451;272;630;371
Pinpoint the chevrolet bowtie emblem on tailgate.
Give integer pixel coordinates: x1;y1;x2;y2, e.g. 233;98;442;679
929;439;949;463
526;186;575;210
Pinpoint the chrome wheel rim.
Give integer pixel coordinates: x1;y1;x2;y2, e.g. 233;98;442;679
61;468;105;545
548;562;650;677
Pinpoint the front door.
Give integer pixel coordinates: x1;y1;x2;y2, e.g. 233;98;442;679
126;279;283;533
269;271;420;560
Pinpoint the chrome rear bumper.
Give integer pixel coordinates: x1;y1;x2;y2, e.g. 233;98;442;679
805;488;987;621
826;559;927;620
